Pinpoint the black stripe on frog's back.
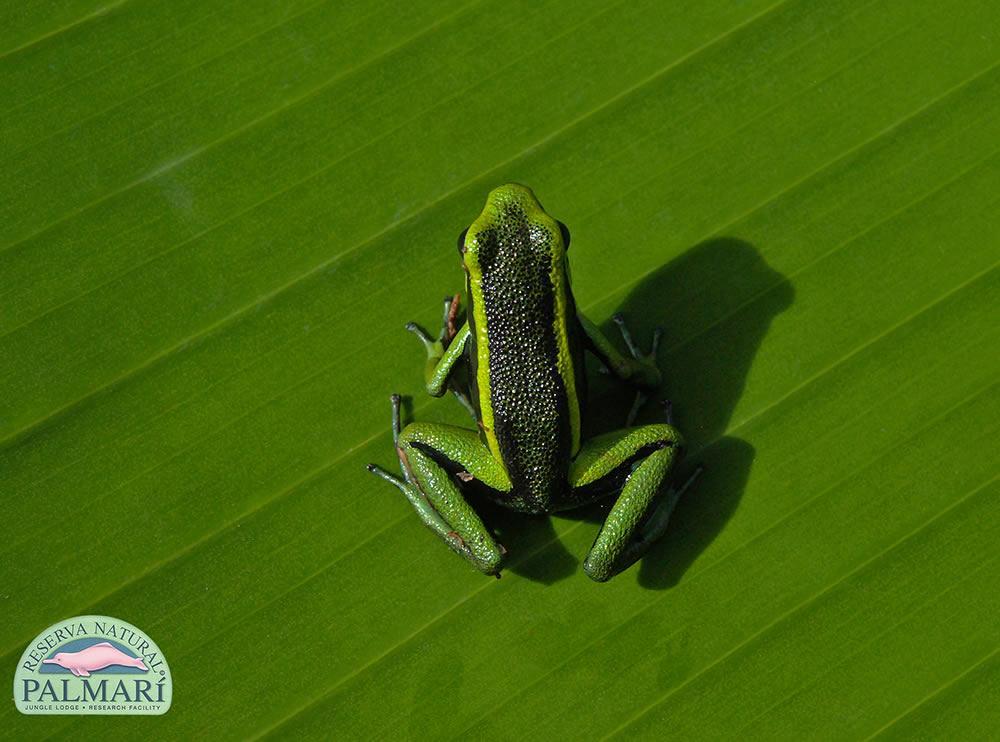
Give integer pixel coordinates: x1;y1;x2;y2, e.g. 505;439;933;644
475;204;571;507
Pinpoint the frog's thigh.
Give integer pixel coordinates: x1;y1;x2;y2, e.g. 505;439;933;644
400;422;511;491
570;424;683;582
398;422;511;574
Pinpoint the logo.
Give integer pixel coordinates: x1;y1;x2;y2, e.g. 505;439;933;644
13;615;172;715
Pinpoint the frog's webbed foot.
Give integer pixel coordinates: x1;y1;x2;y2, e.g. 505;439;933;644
612;313;663;426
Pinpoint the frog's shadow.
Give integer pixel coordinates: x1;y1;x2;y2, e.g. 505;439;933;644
476;237;794;590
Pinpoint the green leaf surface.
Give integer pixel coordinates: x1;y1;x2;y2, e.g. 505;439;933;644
2;0;998;738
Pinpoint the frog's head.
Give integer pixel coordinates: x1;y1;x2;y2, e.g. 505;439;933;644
458;184;571;276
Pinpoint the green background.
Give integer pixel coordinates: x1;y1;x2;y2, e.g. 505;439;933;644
1;0;998;738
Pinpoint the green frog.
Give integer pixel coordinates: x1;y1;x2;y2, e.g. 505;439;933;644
368;184;696;581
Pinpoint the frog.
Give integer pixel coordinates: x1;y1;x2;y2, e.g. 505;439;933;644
367;183;698;581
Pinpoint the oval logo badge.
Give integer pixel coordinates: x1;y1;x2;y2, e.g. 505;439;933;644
12;615;171;715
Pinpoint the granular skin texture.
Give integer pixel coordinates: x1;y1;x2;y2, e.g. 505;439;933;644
474;201;571;511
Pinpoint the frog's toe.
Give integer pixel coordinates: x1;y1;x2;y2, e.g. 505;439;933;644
612;312;654;361
405;321;434;345
366;463;406;488
650;326;664;359
625;391;648;428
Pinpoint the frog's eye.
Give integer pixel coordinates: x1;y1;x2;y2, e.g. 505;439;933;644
558;221;571;251
456;228;469;255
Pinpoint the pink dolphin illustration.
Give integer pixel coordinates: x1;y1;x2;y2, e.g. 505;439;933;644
42;642;147;677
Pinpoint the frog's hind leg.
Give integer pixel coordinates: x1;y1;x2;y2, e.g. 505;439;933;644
367;395;511;576
570;423;697;582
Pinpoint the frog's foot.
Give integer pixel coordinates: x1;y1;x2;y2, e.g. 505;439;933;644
364;394;409;482
612;313;663;426
634;465;703;554
369;459;497;573
406;295;461;347
366;395;507;577
612;312;663;364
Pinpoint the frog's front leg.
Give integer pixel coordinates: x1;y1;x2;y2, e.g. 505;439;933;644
570;423;696;582
367;395;511;576
578;311;663;426
407;300;476;418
